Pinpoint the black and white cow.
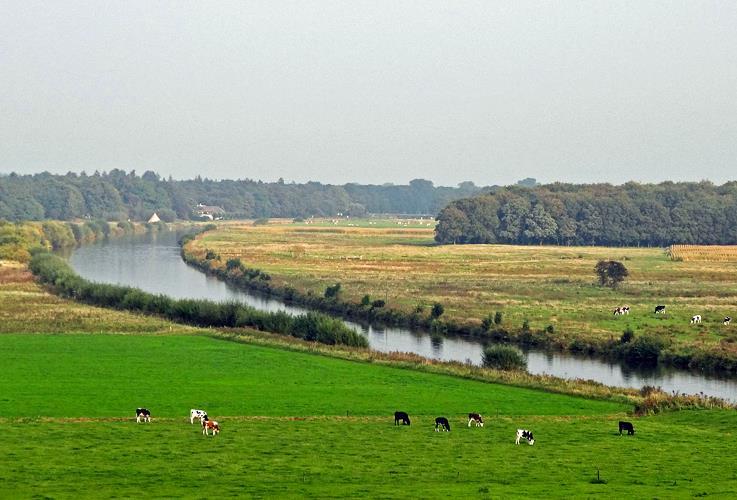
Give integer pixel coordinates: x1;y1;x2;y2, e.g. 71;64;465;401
724;317;732;326
613;306;630;316
468;413;484;427
654;305;666;314
190;409;208;424
435;417;450;432
136;408;151;423
618;421;635;435
394;411;410;426
515;429;534;445
691;315;702;324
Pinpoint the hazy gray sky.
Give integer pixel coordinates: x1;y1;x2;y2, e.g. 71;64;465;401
1;1;736;186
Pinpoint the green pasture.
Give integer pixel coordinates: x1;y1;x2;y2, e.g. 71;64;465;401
1;335;736;498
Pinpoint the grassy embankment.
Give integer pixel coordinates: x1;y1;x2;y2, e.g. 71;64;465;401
186;221;737;371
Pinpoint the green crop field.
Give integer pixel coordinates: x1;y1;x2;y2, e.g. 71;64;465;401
2;333;737;498
190;222;737;354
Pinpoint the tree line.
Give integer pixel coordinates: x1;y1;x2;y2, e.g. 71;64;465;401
435;181;737;246
0;170;485;221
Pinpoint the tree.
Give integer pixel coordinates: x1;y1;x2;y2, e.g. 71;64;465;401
594;260;629;288
430;303;444;319
523;204;558;244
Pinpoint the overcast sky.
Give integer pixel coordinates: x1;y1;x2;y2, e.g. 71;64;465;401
1;1;736;186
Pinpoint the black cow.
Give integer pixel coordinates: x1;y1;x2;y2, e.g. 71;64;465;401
435;417;450;432
394;411;410;426
618;421;635;435
468;413;484;427
654;305;666;314
136;408;151;423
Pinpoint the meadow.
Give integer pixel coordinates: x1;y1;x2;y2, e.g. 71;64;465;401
189;221;737;357
3;333;737;498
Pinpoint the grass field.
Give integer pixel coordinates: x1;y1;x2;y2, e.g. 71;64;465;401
670;244;737;262
190;222;737;352
2;333;737;498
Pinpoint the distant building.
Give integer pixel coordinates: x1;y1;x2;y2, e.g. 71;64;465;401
147;212;161;223
195;203;225;220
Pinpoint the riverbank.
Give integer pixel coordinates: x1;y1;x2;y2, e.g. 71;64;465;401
183;221;737;376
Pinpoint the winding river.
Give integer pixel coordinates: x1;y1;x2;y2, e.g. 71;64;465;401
66;230;737;401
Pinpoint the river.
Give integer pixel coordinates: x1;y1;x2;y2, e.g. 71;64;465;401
66;230;737;400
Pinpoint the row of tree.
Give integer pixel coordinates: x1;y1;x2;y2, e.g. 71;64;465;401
0;170;486;221
434;181;737;246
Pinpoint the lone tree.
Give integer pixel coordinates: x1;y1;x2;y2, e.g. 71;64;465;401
594;260;629;288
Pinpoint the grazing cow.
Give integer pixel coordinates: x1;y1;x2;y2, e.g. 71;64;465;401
435;417;450;432
691;315;702;324
394;411;410;426
613;306;630;316
135;408;151;423
654;305;666;314
724;317;732;326
202;419;220;436
468;413;484;427
515;429;534;445
618;421;635;435
190;409;208;424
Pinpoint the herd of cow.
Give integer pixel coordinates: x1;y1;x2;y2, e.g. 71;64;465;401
135;408;219;435
393;411;635;444
135;407;636;444
615;304;731;326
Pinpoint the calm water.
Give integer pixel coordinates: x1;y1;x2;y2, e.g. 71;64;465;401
66;231;737;401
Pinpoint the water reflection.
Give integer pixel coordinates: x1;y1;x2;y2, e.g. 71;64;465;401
65;230;737;401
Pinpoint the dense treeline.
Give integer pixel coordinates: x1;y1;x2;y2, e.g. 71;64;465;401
435;182;737;246
28;252;368;348
0;219;152;262
0;171;484;221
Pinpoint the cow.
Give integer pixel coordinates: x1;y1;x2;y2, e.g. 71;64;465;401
618;421;635;435
724;317;732;326
135;408;151;423
613;306;630;316
190;409;208;424
394;411;410;426
691;315;702;324
655;305;666;314
202;419;220;436
468;413;484;427
515;429;534;445
435;417;450;432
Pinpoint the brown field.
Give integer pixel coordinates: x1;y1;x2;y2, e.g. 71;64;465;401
669;244;737;262
189;221;737;351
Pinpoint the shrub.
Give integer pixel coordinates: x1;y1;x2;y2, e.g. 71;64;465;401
482;344;527;371
371;299;385;309
620;327;635;344
545;324;555;334
361;295;371;307
205;250;219;260
430;303;444;319
324;283;341;299
618;335;666;365
521;319;530;332
594;260;629;288
481;314;494;331
494;311;503;325
226;258;242;272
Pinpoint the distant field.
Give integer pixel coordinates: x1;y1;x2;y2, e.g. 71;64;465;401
670;244;737;262
3;333;737;498
192;222;737;351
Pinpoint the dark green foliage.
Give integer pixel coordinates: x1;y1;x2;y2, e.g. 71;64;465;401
494;311;503;325
226;258;243;271
430;303;444;319
371;299;386;309
481;314;494;331
545;324;555;334
28;252;367;348
324;283;342;299
617;335;667;365
595;260;629;288
435;181;737;246
482;345;527;371
621;328;635;344
522;319;530;332
361;294;371;307
205;250;219;260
